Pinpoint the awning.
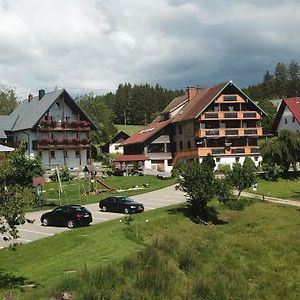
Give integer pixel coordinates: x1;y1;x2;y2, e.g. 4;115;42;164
0;144;15;152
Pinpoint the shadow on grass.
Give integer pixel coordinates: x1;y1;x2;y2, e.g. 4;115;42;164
0;269;36;290
167;206;227;225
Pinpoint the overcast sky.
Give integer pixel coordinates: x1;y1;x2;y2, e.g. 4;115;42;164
0;0;299;98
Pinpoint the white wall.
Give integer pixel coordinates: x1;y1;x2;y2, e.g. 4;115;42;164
199;155;262;168
109;143;124;154
277;106;300;132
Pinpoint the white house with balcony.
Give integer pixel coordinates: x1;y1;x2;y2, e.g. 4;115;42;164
0;89;96;169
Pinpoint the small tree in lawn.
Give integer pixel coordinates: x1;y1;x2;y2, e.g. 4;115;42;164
175;161;216;219
228;158;257;199
0;142;44;244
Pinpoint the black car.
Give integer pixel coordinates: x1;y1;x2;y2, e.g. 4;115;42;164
99;196;144;214
40;205;92;228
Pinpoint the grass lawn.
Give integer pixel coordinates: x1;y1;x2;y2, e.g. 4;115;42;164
249;177;300;201
30;175;176;211
115;124;144;135
0;200;299;299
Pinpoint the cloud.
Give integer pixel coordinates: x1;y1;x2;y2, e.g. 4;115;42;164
0;0;300;98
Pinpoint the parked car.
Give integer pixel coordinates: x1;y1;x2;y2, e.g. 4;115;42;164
40;205;92;228
99;196;144;214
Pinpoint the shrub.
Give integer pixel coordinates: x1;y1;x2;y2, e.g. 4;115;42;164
262;163;282;181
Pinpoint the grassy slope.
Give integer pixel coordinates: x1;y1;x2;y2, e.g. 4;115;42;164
1;201;299;299
249;177;300;201
115;124;144;136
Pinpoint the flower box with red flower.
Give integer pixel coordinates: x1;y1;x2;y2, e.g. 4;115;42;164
39;138;50;145
70;120;80;128
63;138;70;145
49;120;57;128
41;120;51;128
72;138;80;144
51;138;59;145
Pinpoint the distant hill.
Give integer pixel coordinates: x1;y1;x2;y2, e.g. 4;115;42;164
115;124;144;136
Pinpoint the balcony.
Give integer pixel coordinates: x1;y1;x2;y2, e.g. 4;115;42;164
215;94;245;103
38;120;90;132
173;146;261;165
200;111;260;121
32;138;90;150
195;127;263;138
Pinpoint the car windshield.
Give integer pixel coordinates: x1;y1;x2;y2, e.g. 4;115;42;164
118;197;135;203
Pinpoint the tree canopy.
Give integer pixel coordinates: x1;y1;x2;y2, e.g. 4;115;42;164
261;130;300;173
0;85;18;115
0;143;44;244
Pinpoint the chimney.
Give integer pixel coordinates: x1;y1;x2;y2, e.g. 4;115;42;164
27;93;33;102
187;86;198;100
38;89;45;100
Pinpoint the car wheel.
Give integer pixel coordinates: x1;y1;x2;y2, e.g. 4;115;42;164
67;220;75;229
42;218;49;226
124;207;130;214
102;206;107;212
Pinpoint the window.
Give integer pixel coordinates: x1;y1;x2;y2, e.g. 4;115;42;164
254;156;259;161
50;151;55;158
179;124;182;134
216;157;221;163
187;141;191;148
293;116;295;123
285;118;288;124
64;151;68;158
39;151;42;158
224;95;237;101
115;146;119;150
235;157;240;163
179;141;183;150
75;150;80;158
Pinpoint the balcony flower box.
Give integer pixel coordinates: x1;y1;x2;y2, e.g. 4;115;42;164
72;138;80;144
63;138;70;145
70;120;80;128
49;120;58;128
79;121;90;128
39;138;50;145
41;120;51;127
51;138;59;145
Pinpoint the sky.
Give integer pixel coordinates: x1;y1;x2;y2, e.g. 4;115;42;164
0;0;300;99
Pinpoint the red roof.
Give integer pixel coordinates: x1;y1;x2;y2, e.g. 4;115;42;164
121;119;171;146
113;154;150;162
273;97;300;132
284;97;300;123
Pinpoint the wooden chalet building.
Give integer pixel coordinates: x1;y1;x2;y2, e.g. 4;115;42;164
118;81;266;171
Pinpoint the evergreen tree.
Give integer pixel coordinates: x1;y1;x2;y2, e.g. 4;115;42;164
274;62;288;97
287;60;300;97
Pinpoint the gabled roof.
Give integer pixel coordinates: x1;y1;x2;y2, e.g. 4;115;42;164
121;119;171;146
171;81;266;123
0;115;18;131
272;97;300;132
0;129;7;139
160;94;188;114
10;89;97;131
111;131;130;144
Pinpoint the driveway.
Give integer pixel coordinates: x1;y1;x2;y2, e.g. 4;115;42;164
0;185;186;249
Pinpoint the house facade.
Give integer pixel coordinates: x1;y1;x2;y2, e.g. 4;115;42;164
120;81;265;171
0;89;96;169
272;97;300;133
101;131;130;154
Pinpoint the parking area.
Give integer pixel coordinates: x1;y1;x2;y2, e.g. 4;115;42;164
0;185;185;249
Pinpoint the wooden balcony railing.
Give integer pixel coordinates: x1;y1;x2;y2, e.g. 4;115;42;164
200;111;261;121
195;127;263;138
172;146;260;166
215;94;245;103
38;120;90;131
32;138;90;150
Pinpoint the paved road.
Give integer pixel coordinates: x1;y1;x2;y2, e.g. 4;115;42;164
0;185;186;249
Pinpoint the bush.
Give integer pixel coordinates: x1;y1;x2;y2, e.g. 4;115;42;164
262;163;282;181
